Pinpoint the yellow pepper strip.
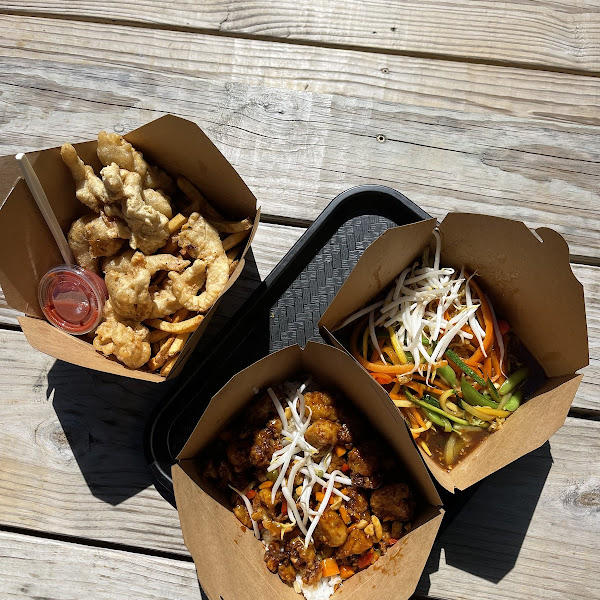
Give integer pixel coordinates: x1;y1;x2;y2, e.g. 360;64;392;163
387;327;408;364
461;401;496;422
420;440;433;456
476;406;512;418
439;389;457;415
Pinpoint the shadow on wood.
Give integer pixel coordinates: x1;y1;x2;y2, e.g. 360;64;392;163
415;442;553;593
46;250;264;506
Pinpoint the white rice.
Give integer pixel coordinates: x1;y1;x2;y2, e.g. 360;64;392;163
295;574;342;600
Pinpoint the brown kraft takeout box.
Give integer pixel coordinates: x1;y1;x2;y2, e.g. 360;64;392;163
173;342;444;600
319;213;589;491
0;115;259;382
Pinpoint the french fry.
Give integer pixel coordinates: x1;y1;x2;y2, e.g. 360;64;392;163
160;355;178;377
222;230;250;252
170;307;189;323
148;337;175;371
148;329;170;343
145;314;204;334
168;332;190;357
168;213;187;234
176;176;223;220
208;218;252;234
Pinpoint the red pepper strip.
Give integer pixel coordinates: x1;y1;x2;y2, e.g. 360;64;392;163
357;550;374;569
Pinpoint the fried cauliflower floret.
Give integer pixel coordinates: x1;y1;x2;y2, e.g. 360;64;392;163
68;215;99;273
97;131;174;192
169;213;229;313
100;168;170;255
60;143;108;213
370;483;415;522
92;300;150;369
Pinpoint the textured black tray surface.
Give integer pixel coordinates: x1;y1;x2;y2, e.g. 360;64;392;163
144;185;431;503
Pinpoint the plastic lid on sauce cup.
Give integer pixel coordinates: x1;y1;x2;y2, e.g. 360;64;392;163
38;265;108;335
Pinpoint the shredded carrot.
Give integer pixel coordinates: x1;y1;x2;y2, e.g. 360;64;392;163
405;381;424;397
259;480;273;489
245;489;256;500
371;373;394;385
339;506;351;525
410;407;427;429
322;558;340;577
335;445;347;457
465;277;494;365
382;346;400;365
483;356;492;380
413;374;450;390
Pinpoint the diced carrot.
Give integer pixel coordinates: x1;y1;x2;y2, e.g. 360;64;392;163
245;489;256;500
281;500;287;515
335;445;347;457
357;550;374;569
315;491;325;502
322;558;340;577
339;566;355;580
388;538;398;545
339;506;351;525
259;480;273;489
341;463;350;473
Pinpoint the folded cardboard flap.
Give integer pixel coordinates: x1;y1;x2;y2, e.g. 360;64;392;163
0;115;259;381
319;213;589;491
174;342;443;600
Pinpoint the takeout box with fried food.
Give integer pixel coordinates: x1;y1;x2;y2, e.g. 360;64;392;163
319;214;588;491
0;115;259;381
173;342;444;600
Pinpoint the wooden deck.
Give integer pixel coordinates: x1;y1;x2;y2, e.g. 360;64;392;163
0;2;598;599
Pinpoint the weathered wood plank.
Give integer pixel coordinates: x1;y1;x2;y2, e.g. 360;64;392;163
3;1;600;72
1;14;599;126
0;530;198;600
0;52;598;260
421;417;600;600
0;288;20;327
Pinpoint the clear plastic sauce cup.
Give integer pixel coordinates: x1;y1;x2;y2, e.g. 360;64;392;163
38;265;108;335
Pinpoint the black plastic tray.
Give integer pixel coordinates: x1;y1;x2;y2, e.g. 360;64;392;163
144;185;476;523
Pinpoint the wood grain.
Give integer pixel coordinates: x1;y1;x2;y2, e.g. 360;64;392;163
2;1;600;72
1;50;599;260
0;530;198;600
421;417;600;600
1;14;599;126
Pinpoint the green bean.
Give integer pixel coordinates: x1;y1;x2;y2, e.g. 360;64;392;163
461;377;499;408
444;349;486;386
503;389;523;412
498;366;530;396
437;365;457;388
486;378;501;403
422;407;453;432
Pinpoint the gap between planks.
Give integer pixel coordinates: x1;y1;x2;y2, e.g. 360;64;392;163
0;7;599;78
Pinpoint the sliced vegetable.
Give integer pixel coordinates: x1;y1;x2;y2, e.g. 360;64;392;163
443;433;462;466
259;480;274;489
437;365;457;387
339;565;355;579
486;378;501;403
460;400;496;422
322;558;340;577
445;348;486;386
475;405;512;418
498;366;529;396
503;389;523;412
339;505;351;525
245;489;256;500
335;445;347;457
461;377;499;408
423;406;453;432
421;394;441;409
357;550;374;569
404;389;473;426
